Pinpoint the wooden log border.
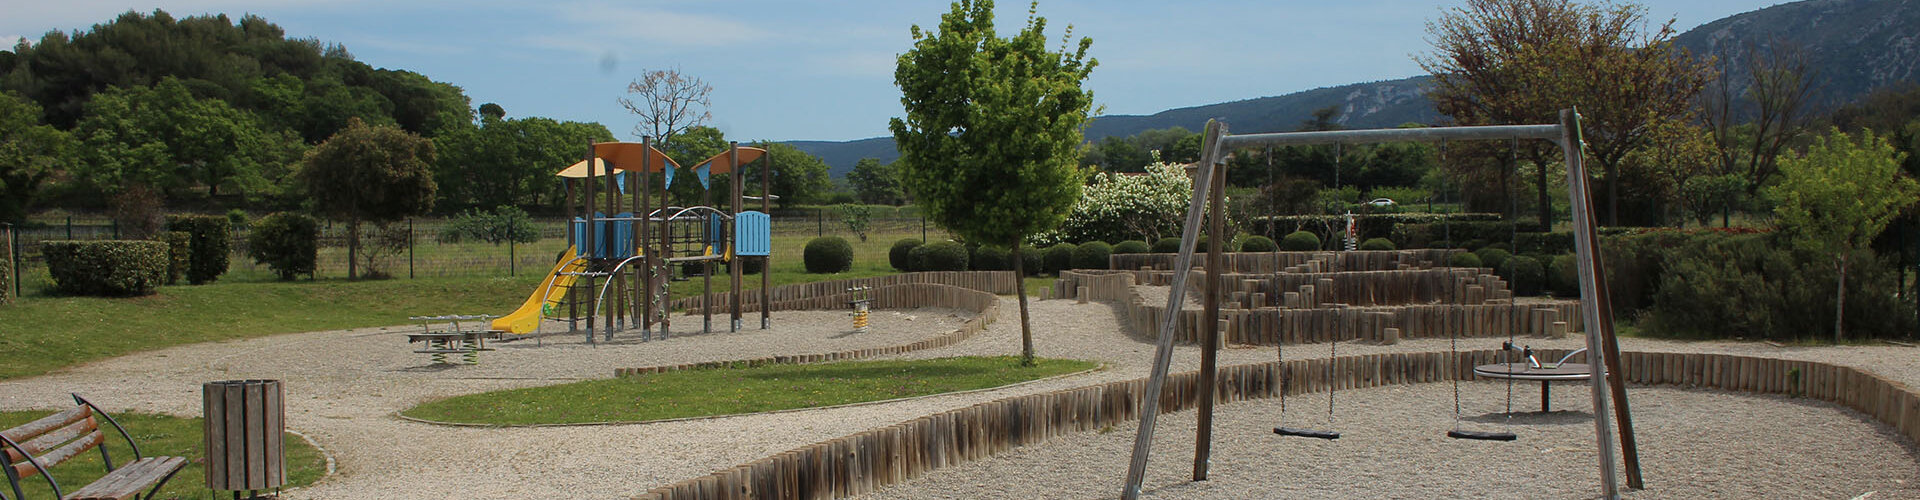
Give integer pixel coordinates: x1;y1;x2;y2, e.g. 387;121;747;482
615;282;1001;377
672;271;1021;314
635;349;1920;499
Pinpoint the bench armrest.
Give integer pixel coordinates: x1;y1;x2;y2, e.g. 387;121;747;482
72;394;142;462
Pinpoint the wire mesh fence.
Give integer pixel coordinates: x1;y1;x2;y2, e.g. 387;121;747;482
3;211;936;291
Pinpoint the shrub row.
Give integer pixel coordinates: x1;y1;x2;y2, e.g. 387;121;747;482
166;215;231;284
159;231;189;284
43;240;169;296
1251;213;1503;247
0;228;11;305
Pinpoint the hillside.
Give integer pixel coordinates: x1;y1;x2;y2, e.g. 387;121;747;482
792;0;1920;176
1672;0;1920;108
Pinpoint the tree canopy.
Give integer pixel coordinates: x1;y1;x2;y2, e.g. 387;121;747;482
295;118;437;278
1766;128;1919;341
0;92;74;221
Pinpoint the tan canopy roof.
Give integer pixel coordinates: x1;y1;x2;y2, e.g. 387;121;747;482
692;146;767;175
554;142;680;178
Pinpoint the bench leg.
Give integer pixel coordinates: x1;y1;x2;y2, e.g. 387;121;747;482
1541;381;1551;412
140;464;186;500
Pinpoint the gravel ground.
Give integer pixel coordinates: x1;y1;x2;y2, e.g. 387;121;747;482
4;291;1920;499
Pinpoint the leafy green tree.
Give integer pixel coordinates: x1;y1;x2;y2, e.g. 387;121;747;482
848;158;906;205
1090;135;1150;172
0;92;74;222
434;114;613;209
840;204;873;242
1034;161;1190;245
1766;128;1920;342
1420;0;1709;226
891;0;1095;365
72;77;280;198
296;118;437;279
752;142;833;207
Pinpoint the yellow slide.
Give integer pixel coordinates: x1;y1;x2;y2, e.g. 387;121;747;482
492;249;590;334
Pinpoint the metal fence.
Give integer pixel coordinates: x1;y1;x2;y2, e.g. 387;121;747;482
3;211;934;291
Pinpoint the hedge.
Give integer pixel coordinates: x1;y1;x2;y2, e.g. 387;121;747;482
1072;241;1112;270
1253;213;1502;247
1447;251;1483;269
971;245;1011;271
1043;243;1077;274
912;241;969;272
889;239;922;272
43;240;169;296
803;236;854;273
1280;231;1320;251
159;231;190;284
166;215;232;284
1358;237;1396;251
1151;237;1182;254
248;213;319;280
1113;240;1151;255
1630;232;1913;340
1239;235;1277;253
1497;255;1546;296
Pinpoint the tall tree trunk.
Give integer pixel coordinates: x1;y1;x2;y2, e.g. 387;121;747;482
1836;253;1847;344
1012;241;1035;366
347;218;360;280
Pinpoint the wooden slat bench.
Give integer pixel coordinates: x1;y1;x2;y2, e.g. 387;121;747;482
2;394;187;500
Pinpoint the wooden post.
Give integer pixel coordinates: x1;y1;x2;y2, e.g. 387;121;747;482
730;143;744;332
1196;151;1227;481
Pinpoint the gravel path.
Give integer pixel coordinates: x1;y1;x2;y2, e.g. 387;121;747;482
4;292;1920;499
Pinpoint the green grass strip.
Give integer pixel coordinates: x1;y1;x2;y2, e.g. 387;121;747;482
0;411;326;499
403;356;1098;426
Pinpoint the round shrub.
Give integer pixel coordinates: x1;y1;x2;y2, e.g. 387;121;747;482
1463;239;1487;250
972;245;1011;271
1151;237;1182;254
729;256;765;275
1239;235;1277;253
1020;247;1044;276
1113;240;1151;255
1280;231;1321;251
1358;237;1396;251
1549;254;1581;297
912;241;969;271
1474;248;1512;271
248;212;319;281
1448;251;1484;269
42;240;168;296
1497;255;1547;296
889;238;923;272
1486;242;1512;252
803;236;854;273
1043;243;1078;274
1072;241;1113;270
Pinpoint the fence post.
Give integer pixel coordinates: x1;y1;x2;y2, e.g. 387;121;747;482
3;222;14;301
407;218;415;279
65;215;72;240
111;219;119;239
818;207;824;237
922;213;927;243
509;235;517;277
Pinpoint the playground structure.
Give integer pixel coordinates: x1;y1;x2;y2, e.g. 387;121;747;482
489;139;775;342
1118;111;1641;500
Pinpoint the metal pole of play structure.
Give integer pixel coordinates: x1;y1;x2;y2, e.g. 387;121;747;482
761;146;773;330
583;139;598;343
407;218;415;279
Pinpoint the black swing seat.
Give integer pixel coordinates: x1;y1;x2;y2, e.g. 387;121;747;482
1274;427;1341;440
1447;429;1517;441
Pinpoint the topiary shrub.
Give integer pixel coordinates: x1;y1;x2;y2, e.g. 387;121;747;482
1072;241;1112;270
165;215;231;285
1280;231;1320;251
889;238;923;272
972;245;1011;271
1448;251;1484;269
912;241;969;271
248;212;319;280
1043;243;1077;274
42;240;168;296
1497;255;1546;296
1462;239;1487;250
159;231;190;284
1474;248;1512;271
803;236;854;273
1113;240;1151;255
1021;247;1044;276
1239;235;1277;253
1549;254;1580;297
1358;237;1396;251
1152;237;1182;253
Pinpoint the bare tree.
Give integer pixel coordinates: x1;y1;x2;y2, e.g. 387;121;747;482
617;69;713;144
1700;37;1819;200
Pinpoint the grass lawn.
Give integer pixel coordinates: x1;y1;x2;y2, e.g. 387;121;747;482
401;356;1097;426
0;410;325;500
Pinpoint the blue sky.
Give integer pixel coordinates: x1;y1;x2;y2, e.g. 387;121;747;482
2;0;1788;142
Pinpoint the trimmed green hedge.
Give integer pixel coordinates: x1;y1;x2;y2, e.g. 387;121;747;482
248;213;319;281
1280;231;1320;251
1254;213;1502;247
912;241;969;272
1043;243;1077;274
1151;237;1181;254
803;237;853;273
1497;255;1546;296
1358;237;1395;251
43;240;169;296
159;231;190;285
0;228;12;305
971;245;1010;271
166;215;231;284
1473;248;1512;271
1239;235;1277;253
889;239;922;272
1113;240;1151;255
1072;241;1112;270
1447;251;1483;269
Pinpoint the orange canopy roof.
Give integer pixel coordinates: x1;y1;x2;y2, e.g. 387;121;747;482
692;146;767;175
553;142;680;178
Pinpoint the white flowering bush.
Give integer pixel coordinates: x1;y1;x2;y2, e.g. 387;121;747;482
1031;161;1193;246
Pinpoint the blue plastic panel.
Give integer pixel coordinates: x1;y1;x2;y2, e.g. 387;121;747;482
735;211;771;256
